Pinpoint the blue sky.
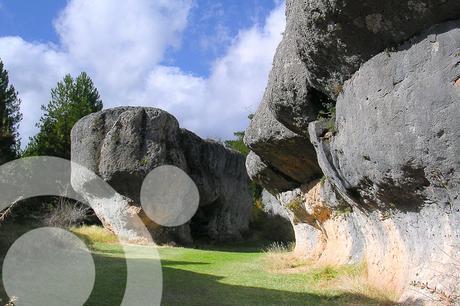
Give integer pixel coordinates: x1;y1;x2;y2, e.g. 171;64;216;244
0;0;285;143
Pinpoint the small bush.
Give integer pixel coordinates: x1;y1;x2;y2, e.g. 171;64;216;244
44;197;91;229
312;266;339;281
317;102;337;134
264;241;295;254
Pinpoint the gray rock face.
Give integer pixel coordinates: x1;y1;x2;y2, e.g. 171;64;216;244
287;0;460;98
72;107;252;243
266;0;460;135
244;99;322;188
180;129;252;241
244;0;460;301
261;189;290;221
245;151;298;194
325;20;460;211
264;30;328;137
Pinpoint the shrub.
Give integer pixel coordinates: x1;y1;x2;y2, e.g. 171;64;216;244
44;197;91;229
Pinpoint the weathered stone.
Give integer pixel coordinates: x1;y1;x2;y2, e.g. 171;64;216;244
265;30;329;137
261;189;290;221
245;151;298;194
266;0;460;135
296;20;460;303
286;0;460;98
326;20;460;211
244;99;322;186
180;129;252;241
246;0;460;300
71;107;252;244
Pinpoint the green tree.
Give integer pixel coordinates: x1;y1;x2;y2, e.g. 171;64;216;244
0;59;22;164
224;131;249;156
224;120;262;201
24;72;102;159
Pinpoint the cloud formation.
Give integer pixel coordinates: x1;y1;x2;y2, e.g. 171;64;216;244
0;0;285;144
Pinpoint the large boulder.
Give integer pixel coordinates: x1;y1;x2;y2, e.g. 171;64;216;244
244;0;460;302
245;151;298;194
288;0;460;98
266;0;460;134
71;107;252;244
325;20;460;211
244;99;322;188
264;28;330;137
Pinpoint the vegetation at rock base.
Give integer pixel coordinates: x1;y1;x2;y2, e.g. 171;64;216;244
0;60;22;165
24;72;102;159
317;102;336;134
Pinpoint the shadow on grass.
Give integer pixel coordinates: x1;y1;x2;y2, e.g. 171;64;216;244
0;223;392;306
192;239;273;253
0;249;394;306
84;253;393;306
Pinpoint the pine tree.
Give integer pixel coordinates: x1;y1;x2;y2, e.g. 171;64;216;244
0;59;22;164
25;72;103;159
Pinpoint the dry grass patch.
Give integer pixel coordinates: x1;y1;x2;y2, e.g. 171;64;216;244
71;225;118;247
263;243;398;304
263;242;313;274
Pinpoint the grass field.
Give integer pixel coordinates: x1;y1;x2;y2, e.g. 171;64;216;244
1;226;395;305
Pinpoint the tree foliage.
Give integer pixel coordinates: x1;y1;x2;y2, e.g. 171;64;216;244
224;131;249;156
0;59;22;164
224;121;262;201
24;72;103;159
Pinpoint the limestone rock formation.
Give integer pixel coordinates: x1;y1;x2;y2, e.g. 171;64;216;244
328;20;460;211
267;0;460;134
261;189;289;221
244;99;322;190
71;107;252;244
245;0;460;302
245;151;298;194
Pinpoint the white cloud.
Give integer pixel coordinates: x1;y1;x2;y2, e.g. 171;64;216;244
0;37;74;140
54;0;191;88
0;0;286;144
148;3;286;139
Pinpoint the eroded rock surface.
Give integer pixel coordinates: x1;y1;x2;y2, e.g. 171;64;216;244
327;20;460;212
245;0;460;302
244;99;322;190
72;107;252;244
266;0;460;135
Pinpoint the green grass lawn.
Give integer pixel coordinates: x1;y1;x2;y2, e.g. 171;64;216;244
0;226;393;305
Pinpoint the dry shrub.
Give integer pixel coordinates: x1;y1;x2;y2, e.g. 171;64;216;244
328;264;399;303
263;242;312;274
44;197;91;229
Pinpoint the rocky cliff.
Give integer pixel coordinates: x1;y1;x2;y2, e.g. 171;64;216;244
71;107;252;244
245;0;460;303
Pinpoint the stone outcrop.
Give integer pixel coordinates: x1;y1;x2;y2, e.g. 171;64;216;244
328;20;460;212
245;0;460;303
267;0;460;134
71;107;252;244
244;99;322;192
